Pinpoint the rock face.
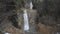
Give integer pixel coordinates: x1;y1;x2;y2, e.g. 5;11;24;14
32;0;60;33
27;9;37;32
37;0;60;24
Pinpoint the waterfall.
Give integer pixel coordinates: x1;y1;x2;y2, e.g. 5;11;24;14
57;32;59;34
23;9;29;31
56;32;60;34
23;0;33;31
29;2;33;9
4;33;10;34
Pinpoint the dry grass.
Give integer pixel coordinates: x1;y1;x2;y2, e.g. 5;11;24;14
38;23;56;34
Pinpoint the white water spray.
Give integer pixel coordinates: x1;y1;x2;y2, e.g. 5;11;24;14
29;2;33;9
57;32;59;34
4;33;10;34
57;32;60;34
23;9;29;31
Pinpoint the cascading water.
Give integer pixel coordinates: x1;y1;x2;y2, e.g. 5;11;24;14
57;32;59;34
29;2;33;9
23;1;33;31
56;32;60;34
23;9;29;31
4;32;10;34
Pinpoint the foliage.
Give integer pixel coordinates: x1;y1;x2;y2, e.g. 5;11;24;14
15;0;24;10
